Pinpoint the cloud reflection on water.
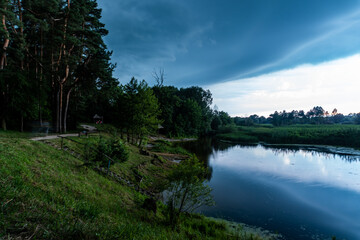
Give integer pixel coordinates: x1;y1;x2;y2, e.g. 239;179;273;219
210;144;360;193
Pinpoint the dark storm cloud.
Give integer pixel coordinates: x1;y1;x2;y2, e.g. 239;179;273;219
98;0;206;83
97;0;360;86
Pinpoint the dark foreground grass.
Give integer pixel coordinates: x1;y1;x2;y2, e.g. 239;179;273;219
0;130;45;139
217;124;360;148
0;133;276;239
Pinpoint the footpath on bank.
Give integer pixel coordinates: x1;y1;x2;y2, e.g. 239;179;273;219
30;124;97;141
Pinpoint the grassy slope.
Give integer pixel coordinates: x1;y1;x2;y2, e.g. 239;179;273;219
217;124;360;148
0;132;274;240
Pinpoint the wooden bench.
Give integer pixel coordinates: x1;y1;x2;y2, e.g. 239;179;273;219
78;131;88;137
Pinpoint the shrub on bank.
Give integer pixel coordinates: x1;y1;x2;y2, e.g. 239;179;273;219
84;137;129;167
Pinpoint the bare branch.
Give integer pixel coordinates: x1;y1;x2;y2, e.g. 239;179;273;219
152;67;165;87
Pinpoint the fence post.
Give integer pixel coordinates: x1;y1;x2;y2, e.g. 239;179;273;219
61;137;63;150
107;159;111;175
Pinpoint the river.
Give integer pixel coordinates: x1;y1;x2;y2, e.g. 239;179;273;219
180;138;360;240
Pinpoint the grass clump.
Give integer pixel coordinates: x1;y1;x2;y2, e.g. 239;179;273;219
217;132;258;143
151;140;190;155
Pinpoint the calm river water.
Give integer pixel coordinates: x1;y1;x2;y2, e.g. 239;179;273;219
180;138;360;240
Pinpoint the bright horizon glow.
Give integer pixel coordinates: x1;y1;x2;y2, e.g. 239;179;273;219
207;54;360;117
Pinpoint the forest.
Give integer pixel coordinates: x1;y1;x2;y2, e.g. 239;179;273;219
0;0;231;139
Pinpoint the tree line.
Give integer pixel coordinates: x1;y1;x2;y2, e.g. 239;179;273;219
0;0;230;139
103;82;230;142
234;106;360;126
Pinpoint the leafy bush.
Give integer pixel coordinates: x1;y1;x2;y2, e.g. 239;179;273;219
96;137;112;166
110;139;129;163
84;137;129;167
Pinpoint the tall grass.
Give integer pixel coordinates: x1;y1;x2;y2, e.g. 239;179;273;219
151;140;190;155
217;124;360;148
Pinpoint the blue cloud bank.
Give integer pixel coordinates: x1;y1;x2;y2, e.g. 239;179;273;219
98;0;360;86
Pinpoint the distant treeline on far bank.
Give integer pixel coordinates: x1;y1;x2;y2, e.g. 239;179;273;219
234;106;360;127
216;106;360;149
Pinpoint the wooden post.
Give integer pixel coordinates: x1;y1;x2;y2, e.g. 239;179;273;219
107;159;111;175
61;137;63;149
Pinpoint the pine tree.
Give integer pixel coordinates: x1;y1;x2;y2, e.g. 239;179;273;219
122;78;161;145
1;0;116;132
0;0;27;130
52;0;112;132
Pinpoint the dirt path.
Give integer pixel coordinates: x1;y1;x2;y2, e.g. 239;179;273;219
80;124;97;132
30;124;97;141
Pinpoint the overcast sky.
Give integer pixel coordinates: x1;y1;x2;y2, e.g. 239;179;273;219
97;0;360;116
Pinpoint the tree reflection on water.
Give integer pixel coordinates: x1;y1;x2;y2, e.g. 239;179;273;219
179;138;360;180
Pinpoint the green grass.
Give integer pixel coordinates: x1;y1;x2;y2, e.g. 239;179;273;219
151;140;191;155
216;124;360;148
0;132;276;239
0;138;138;239
217;132;258;143
0;130;46;139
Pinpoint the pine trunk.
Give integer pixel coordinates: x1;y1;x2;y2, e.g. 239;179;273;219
59;83;63;133
138;135;142;147
64;87;73;133
57;0;70;133
1;118;6;131
56;89;60;132
39;29;43;125
20;115;23;132
0;4;9;70
18;0;24;69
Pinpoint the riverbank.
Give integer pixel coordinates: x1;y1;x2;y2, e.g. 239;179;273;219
216;124;360;149
0;130;282;240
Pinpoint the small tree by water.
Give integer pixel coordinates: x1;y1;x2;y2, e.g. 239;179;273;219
165;155;215;226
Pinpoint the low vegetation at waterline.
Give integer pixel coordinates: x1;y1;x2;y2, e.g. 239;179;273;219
0;131;279;239
216;124;360;148
151;139;191;156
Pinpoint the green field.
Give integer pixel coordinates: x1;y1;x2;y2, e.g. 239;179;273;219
216;124;360;148
0;131;278;240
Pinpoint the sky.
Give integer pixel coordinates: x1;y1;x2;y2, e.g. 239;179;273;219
97;0;360;116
